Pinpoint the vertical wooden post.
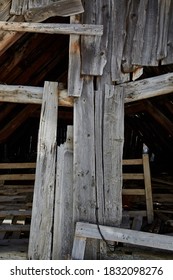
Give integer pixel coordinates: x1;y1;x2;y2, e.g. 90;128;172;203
52;126;74;260
28;81;58;260
143;153;154;224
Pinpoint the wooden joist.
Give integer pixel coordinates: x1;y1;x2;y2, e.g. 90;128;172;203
0;210;31;218
0;224;30;232
0;85;73;107
0;22;103;36
71;222;173;259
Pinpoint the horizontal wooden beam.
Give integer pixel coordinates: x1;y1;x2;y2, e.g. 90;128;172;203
0;163;36;169
0;22;103;36
124;73;173;103
0;85;73;107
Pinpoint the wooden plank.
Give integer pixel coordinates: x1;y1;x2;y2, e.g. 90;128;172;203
0;210;31;218
143;153;154;224
124;73;173;103
131;0;158;66
124;210;147;217
24;0;84;22
123;159;143;165
74;222;173;252
162;0;173;64
10;0;25;15
123;174;144;180
0;163;36;169
71;236;86;260
0;174;35;181
81;0;108;76
73;77;97;259
102;85;124;226
0;22;103;36
0;85;73;107
111;0;130;82
122;189;145;196
28;81;58;260
0;225;30;232
131;216;143;231
52;126;74;260
68;15;83;97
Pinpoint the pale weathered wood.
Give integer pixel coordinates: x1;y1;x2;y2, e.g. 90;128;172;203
71;236;86;260
0;85;73;107
81;0;108;76
24;0;84;22
68;15;83;97
143;153;154;224
124;73;173;103
102;85;124;226
52;126;74;260
0;22;103;36
111;0;130;82
28;81;58;260
73;77;97;259
72;222;173;259
162;0;173;64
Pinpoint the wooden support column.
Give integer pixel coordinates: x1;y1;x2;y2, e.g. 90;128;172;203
52;126;74;260
28;81;58;260
73;77;97;259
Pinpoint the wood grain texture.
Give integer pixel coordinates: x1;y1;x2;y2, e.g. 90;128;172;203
28;81;58;260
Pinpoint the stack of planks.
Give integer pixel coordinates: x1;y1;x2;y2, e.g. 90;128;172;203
0;162;35;240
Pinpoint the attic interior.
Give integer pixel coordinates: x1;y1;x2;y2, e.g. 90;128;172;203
1;16;173;259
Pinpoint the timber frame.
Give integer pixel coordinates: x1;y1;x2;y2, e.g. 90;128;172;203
1;0;173;260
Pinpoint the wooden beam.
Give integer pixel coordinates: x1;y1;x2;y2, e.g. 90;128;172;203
0;22;103;36
0;85;73;107
28;81;58;260
124;73;173;103
72;222;173;259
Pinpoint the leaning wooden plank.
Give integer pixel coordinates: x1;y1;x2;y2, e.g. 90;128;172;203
10;0;24;15
24;0;84;22
68;15;83;97
0;22;103;36
0;85;73;107
28;81;58;260
124;73;173;103
143;154;154;224
74;222;173;252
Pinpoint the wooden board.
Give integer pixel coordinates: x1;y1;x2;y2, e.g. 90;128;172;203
68;15;83;97
0;21;103;36
52;126;74;260
24;0;84;22
28;81;58;260
72;222;173;259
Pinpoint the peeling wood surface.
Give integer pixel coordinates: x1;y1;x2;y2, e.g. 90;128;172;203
24;0;84;22
28;82;58;260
